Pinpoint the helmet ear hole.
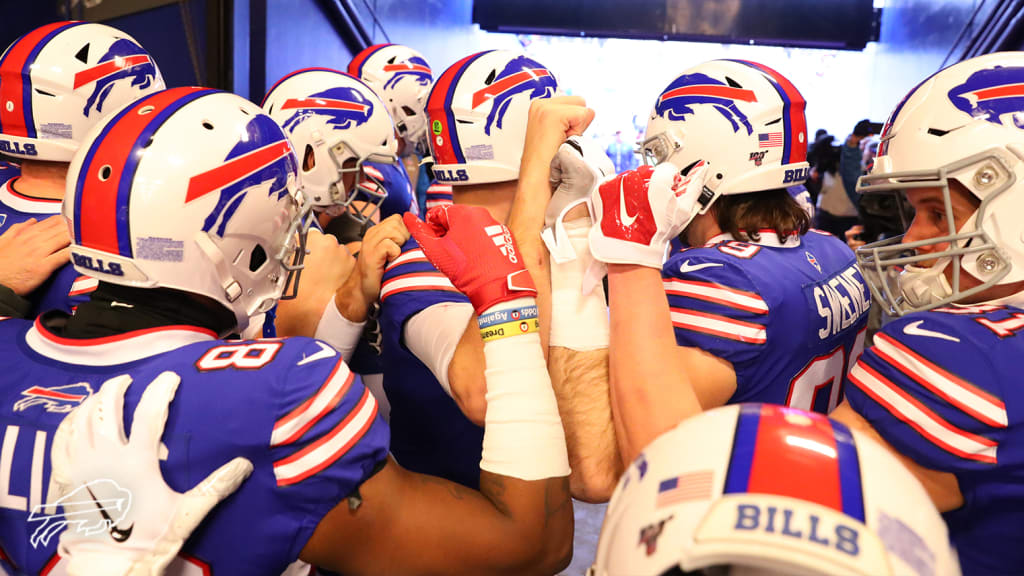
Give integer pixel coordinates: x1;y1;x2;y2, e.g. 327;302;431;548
303;145;316;171
249;244;268;272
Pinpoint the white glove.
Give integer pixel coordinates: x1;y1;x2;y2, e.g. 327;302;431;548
588;161;710;268
50;372;253;576
545;136;616;228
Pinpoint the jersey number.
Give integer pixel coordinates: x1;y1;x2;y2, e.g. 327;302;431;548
786;328;866;413
196;342;282;371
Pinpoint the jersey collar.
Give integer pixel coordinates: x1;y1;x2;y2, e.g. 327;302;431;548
25;317;217;366
705;230;802;249
0;177;62;215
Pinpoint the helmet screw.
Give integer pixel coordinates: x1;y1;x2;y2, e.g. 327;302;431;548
975;167;997;187
268;272;279;282
979;252;1000;272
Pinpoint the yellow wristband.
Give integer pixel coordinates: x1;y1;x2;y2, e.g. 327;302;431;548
480;318;540;342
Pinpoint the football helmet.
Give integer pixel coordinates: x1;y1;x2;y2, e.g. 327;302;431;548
857;52;1024;315
642;60;809;229
426;50;558;185
590;403;960;576
348;43;434;155
262;68;398;224
64;87;311;332
0;21;164;161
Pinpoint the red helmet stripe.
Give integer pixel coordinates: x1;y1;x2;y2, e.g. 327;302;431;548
75;87;209;255
971;83;1024;101
734;60;808;165
426;52;488;165
347;44;392;78
0;21;83;138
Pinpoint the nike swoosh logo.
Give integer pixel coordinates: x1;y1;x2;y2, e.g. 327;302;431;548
297;341;337;366
619;179;639;227
678;260;723;274
86;485;133;543
902;320;960;343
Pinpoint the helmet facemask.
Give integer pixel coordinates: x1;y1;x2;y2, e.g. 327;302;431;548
856;149;1014;316
318;138;398;225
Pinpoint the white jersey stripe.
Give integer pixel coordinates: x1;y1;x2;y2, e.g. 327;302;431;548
874;332;1008;428
663;278;768;314
68;276;99;296
669;308;766;344
274;387;378;486
271;361;354;447
849;363;998;464
380;273;458;300
385;248;428;271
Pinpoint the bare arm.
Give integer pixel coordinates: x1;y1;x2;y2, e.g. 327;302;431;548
830;401;964;512
509;97;622;501
301;458;571;576
608;264;703;464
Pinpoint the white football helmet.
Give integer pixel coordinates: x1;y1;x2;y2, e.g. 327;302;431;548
348;44;434;156
857;52;1024;315
590;404;960;576
64;87;311;332
642;60;810;228
262;68;398;223
0;21;164;161
426;50;558;185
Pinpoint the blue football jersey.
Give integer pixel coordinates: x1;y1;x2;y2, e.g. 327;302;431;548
424;180;453;211
360;161;418;219
663;230;869;413
0;163;96;316
0;317;388;575
845;304;1024;574
378;236;482;489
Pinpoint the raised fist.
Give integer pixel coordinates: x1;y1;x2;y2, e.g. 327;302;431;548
403;206;536;313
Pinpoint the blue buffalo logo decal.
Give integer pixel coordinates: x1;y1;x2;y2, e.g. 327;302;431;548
655;73;757;135
280;87;374;133
948;66;1024;129
76;39;158;118
382;56;432;91
185;115;296;237
472;56;557;135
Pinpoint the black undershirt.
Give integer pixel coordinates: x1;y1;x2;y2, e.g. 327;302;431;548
47;282;236;339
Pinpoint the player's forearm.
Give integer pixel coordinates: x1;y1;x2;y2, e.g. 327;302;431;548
548;346;622;502
509;168;554;352
477;298;572;572
608;264;702;463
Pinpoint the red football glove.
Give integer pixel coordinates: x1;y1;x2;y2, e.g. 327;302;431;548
403;206;537;314
589;161;709;268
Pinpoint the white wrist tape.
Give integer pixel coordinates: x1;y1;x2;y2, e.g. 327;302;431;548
314;298;366;363
479;297;570;481
548;218;609;350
